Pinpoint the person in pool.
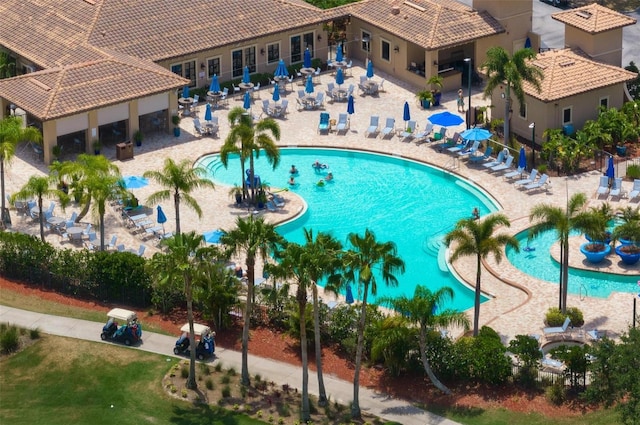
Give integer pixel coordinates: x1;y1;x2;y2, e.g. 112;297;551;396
313;160;328;169
472;207;480;220
325;172;333;181
290;165;298;174
289;176;296;185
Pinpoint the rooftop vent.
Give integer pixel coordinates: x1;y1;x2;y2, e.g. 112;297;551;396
532;61;547;70
29;78;51;91
404;1;426;12
391;6;400;15
576;10;592;19
559;60;575;67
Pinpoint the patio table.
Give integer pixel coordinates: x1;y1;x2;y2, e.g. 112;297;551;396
333;61;347;70
47;216;65;229
178;97;194;116
334;89;348;102
207;91;222;108
362;80;378;94
300;67;315;77
67;226;84;241
302;96;316;110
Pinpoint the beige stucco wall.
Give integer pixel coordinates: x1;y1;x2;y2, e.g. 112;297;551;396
564;26;624;67
473;0;533;55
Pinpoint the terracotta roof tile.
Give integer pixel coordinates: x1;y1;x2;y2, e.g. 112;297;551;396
552;3;636;34
523;49;637;102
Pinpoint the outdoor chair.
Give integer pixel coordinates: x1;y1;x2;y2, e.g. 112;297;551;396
365;116;379;138
596;176;610;197
107;235;118;250
314;92;325;109
381;118;395;139
192;94;199;111
628;179;640;200
297;90;306;99
277;100;289;117
335;113;349;134
193;117;203;136
523;174;549;192
458;140;481;157
220;88;229;105
84;232;97;251
378;79;385;92
543;317;571;339
430;127;447;143
503;166;524;179
490;155;514;172
136;245;146;257
482;149;507;168
514;169;538;186
446;139;470;153
317;112;330;134
253;82;261;99
261;100;270;117
469;146;493;163
414;123;434;145
609;177;625;198
360;75;367;84
400;120;416;142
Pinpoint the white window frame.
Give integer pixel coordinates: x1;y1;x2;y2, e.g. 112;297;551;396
519;102;528;120
170;60;196;87
562;106;573;125
206;56;221;80
266;43;280;65
380;39;391;62
599;96;609;109
361;30;371;54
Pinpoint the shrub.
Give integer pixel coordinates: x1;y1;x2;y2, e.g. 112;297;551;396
205;377;214;390
226;367;236;376
214;362;222;372
566;307;584;327
537;164;548;174
627;164;640;179
220;375;231;384
199;362;210;375
181;388;188;398
180;365;189;379
221;385;231;398
546;381;566;405
0;325;19;353
29;328;40;339
544;307;565;327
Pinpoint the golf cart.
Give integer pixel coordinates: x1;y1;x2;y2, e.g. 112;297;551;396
174;323;215;360
100;308;142;346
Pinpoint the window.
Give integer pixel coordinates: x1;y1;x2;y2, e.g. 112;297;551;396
207;57;220;79
267;43;280;64
519;103;527;120
303;33;314;57
290;35;302;63
231;50;243;78
245;47;256;73
361;30;371;53
170;60;196;87
381;39;390;62
562;107;572;125
599;96;609;109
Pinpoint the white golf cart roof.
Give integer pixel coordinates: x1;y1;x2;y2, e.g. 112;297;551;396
107;308;137;322
180;323;211;336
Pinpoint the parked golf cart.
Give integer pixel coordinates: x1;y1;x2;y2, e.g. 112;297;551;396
100;308;142;346
174;323;215;360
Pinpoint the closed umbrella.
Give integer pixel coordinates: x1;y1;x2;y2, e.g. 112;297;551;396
243;91;251;110
335;68;344;88
305;75;314;94
182;86;190;99
272;84;280;102
345;284;354;304
606;156;615;179
403;101;411;126
336;44;343;62
304;49;312;69
460;127;492;141
428;111;464;127
204;103;212;122
209;74;220;93
242;66;250;84
347;95;355;115
518;146;527;171
156;205;167;232
275;59;288;78
366;60;374;79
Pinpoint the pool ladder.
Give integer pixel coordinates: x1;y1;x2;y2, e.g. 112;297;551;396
444;157;459;170
580;284;587;301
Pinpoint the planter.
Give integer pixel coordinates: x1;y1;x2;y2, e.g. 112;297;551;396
585;231;611;245
580;243;611;264
235;193;242;205
616;145;627;157
433;92;442;106
619;238;633;246
421;99;431;109
173;127;181;137
615;245;640;265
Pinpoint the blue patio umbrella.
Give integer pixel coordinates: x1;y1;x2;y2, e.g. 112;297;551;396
209;74;220;93
366;60;374;79
304;49;312;68
182;86;190;99
305;75;314;94
460;127;492;141
518;146;527;171
243;91;251;110
335;68;344;87
606;155;615;179
336;44;343;62
428;111;464;127
242;66;250;84
156;205;167;232
203;229;224;244
272;84;280;102
345;284;354;304
204;103;212;122
347;95;355;115
524;37;532;49
121;175;148;189
274;59;288;78
403;101;411;125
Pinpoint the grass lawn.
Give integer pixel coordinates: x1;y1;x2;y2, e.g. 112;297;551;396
0;335;266;425
431;405;619;425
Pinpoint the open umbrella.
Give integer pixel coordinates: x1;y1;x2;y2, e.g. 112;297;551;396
156;205;167;232
460;127;492;141
518;146;527;171
242;66;250;84
336;44;343;62
203;229;224;244
275;59;288;78
606;155;615;179
403;101;411;126
272;84;280;102
366;60;374;79
204;103;212;122
347;95;355;115
182;86;190;99
121;175;148;189
305;75;314;94
428;111;464;127
209;74;220;93
243;91;251;110
335;68;344;88
345;284;354;304
304;49;312;69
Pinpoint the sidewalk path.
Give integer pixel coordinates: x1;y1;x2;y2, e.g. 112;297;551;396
0;305;461;425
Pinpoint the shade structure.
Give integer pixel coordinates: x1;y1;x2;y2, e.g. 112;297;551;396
242;66;250;84
460;127;491;141
518;146;527;170
428;111;464;127
156;205;167;232
403;101;411;124
272;84;280;102
304;49;312;68
203;229;224;244
345;285;354;304
347;95;355;115
366;60;374;79
121;175;148;189
335;68;344;87
336;44;343;62
305;75;314;94
606;156;615;179
243;91;251;110
274;59;288;78
182;86;190;99
209;74;220;93
204;103;212;121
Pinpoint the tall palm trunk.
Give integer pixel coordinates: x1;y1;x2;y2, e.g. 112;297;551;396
473;254;482;336
185;277;197;389
298;289;310;422
174;190;181;235
312;283;328;406
561;238;569;313
1;159;6;226
351;282;369;419
76;195;91;221
504;84;511;144
37;196;45;242
241;255;255;386
249;156;256;204
239;159;246;200
418;326;451;395
98;206;106;251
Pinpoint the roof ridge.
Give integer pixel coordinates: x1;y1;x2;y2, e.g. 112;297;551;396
83;0;103;45
426;3;443;47
41;70;65;120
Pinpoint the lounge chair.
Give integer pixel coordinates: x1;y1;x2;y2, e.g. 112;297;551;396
503;166;524;180
458;140;481;157
543;317;571;339
265;201;277;212
107;235;118;250
414;123;434;145
400;120;416;142
317;112;330;134
490;155;514;172
193;117;203;136
596;176;610;197
314;92;325;109
335;113;349;134
629;179;640;200
430;127;446;143
482;149;507;168
514;169;539;186
469;146;493;163
136;245;146;257
609;177;624;198
365;116;379;137
523;173;549;191
84;232;97;251
447;138;470;153
380;118;395;139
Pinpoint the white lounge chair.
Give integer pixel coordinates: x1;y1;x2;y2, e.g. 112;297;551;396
503;166;525;179
447;139;471;153
482;149;507;168
400;120;416;142
365;116;379;137
543;317;571;338
458;140;481;157
414;123;434;145
609;177;624;198
596;175;610;197
107;235;117;250
335;113;349;134
523;173;549;191
490;155;514;172
629;179;640;200
514;169;538;186
381;118;395;139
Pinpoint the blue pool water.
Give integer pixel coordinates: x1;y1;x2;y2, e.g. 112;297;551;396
507;230;640;298
196;148;499;311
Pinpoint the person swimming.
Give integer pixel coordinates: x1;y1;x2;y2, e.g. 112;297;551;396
472;207;480;220
325;172;333;181
312;160;328;169
288;176;296;185
290;165;298;174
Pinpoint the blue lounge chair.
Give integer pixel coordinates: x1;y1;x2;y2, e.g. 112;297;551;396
596;175;610;197
365;116;379;137
380;118;395;139
469;146;493;163
335;113;349;134
317;112;330;134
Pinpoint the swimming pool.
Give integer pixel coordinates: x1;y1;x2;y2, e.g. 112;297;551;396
506;230;640;298
196;148;499;311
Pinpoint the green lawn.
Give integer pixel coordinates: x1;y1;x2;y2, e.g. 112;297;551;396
0;335;265;425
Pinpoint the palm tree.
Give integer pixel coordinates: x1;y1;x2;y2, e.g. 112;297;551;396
143;158;215;235
444;214;519;336
147;231;212;390
222;107;280;205
0;116;42;226
86;173;127;250
341;229;405;419
529;193;599;313
378;285;470;395
11;175;67;241
481;47;543;143
220;215;284;386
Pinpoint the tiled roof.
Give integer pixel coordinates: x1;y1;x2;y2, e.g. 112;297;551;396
552;3;636;34
343;0;504;50
0;51;188;120
523;49;637;102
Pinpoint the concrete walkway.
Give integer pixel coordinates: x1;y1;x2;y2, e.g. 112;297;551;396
0;305;461;425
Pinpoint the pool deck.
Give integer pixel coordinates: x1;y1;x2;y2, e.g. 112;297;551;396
6;62;640;345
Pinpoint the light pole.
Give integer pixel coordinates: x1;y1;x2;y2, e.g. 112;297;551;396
464;58;471;129
528;122;536;169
